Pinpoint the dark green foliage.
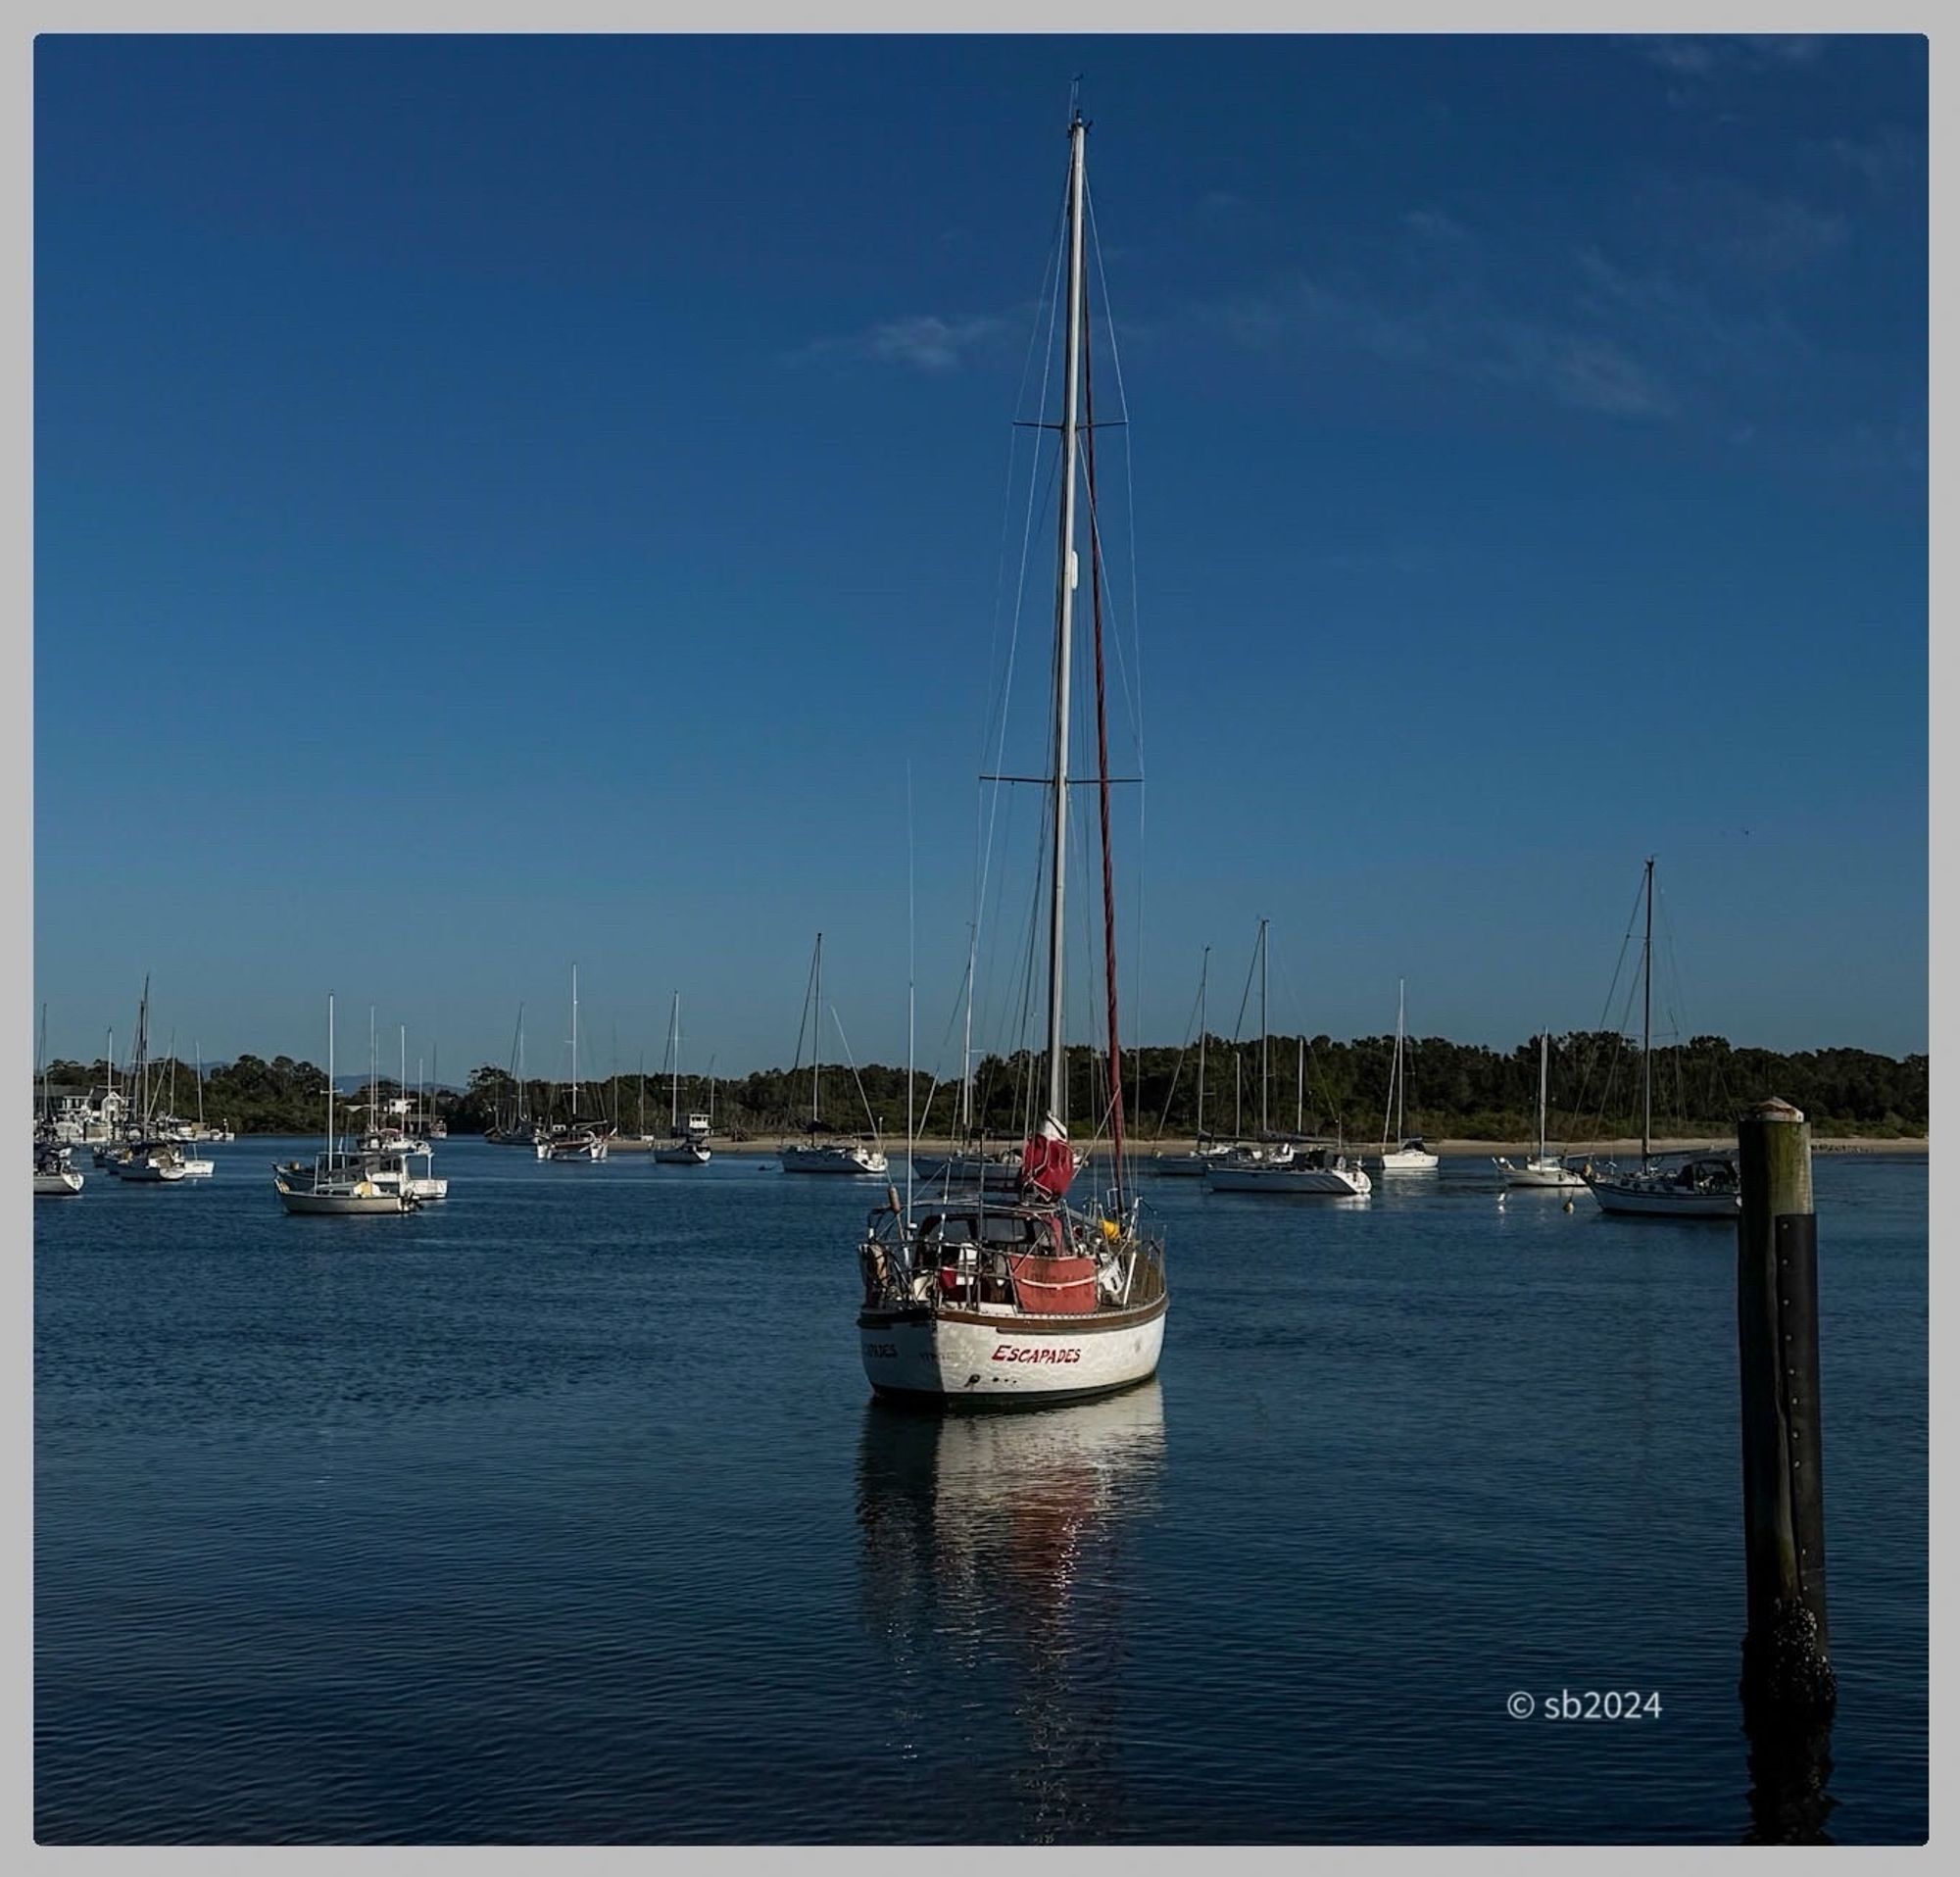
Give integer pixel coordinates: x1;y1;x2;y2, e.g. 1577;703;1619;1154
43;1053;336;1135
39;1033;1929;1140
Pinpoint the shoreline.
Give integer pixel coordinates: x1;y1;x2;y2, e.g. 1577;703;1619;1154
195;1130;1925;1157
600;1133;1927;1160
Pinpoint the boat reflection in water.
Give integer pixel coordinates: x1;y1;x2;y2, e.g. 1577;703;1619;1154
855;1383;1165;1842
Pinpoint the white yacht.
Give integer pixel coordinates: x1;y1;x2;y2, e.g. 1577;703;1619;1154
854;107;1167;1403
353;1129;447;1201
1375;981;1439;1172
784;1139;889;1177
34;1139;84;1198
1494;1030;1590;1188
110;1138;193;1183
533;967;612;1161
652;995;713;1164
271;996;419;1216
274;1147;422;1214
1584;859;1740;1220
779;934;887;1176
1205;1143;1371;1196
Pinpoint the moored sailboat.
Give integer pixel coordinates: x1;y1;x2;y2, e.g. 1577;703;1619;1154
652;992;712;1164
1584;858;1740;1219
1375;980;1438;1173
1201;925;1370;1196
1205;1143;1370;1196
1494;1029;1589;1188
272;995;420;1215
33;1011;84;1195
485;1007;536;1144
780;935;889;1176
534;966;615;1161
106;979;196;1182
855;106;1167;1401
351;1026;447;1199
34;1139;85;1197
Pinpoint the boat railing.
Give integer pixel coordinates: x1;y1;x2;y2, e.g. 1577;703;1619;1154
858;1199;1165;1314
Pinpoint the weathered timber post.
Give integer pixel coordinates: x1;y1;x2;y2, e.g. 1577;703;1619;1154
1736;1097;1835;1717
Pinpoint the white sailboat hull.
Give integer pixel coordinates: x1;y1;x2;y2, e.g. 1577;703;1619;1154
1376;1148;1439;1173
275;1185;415;1215
783;1143;888;1175
653;1142;711;1164
540;1138;609;1162
859;1299;1166;1403
35;1169;85;1197
1496;1156;1589;1189
110;1156;187;1183
1205;1161;1371;1195
1588;1179;1740;1218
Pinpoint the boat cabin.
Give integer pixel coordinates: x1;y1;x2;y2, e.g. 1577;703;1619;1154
1674;1155;1740;1192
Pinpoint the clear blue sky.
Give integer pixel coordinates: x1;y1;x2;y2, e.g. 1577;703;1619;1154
33;33;1927;1080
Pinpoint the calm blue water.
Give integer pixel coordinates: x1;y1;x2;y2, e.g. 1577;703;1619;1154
34;1141;1927;1844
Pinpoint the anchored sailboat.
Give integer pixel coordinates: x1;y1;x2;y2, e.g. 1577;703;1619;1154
1584;858;1740;1218
349;1025;447;1201
107;978;193;1183
535;965;614;1161
1203;921;1370;1196
855;104;1168;1400
1375;980;1438;1172
1494;1029;1588;1188
272;995;420;1214
33;1007;84;1196
780;935;889;1175
653;992;712;1164
485;1007;535;1144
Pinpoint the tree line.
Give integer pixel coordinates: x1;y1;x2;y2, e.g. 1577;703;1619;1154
40;1031;1929;1140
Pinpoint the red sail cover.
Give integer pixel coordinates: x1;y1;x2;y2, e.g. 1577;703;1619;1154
1020;1123;1075;1199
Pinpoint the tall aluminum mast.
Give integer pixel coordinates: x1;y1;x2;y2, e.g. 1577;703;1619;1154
1044;110;1088;1127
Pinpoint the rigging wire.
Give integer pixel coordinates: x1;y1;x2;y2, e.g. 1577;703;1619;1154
827;1007;884;1145
1152;960;1209;1140
971;176;1070;1102
1085;177;1151;1137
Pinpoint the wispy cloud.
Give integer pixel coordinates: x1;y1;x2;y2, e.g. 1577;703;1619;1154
1627;33;1828;79
1198;257;1678;421
1689;179;1847;272
1825;125;1925;190
1624;33;1834;109
1635;36;1721;76
1572;247;1815;382
790;312;1009;373
1398;206;1477;252
1188;163;1872;434
1738;34;1828;66
1185;166;1924;501
1478;322;1677;418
